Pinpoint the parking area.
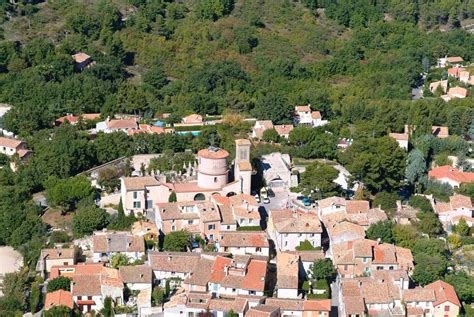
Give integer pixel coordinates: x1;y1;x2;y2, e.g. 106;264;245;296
258;190;290;211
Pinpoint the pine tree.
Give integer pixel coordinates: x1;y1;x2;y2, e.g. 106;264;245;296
448;8;460;29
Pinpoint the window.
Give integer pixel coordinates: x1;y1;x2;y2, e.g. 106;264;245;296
133;201;141;208
171;272;176;275
363;258;368;263
298;233;302;237
171;226;176;231
232;288;236;293
256;247;261;252
310;233;315;237
227;225;231;230
240;219;244;224
285;241;288;246
210;234;214;240
344;265;348;270
249;290;256;295
188;220;193;225
214;177;218;183
208;224;215;230
444;306;450;312
377;266;383;270
389;266;394;270
133;191;138;199
145;200;153;209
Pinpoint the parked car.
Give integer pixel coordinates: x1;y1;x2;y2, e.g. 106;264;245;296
263;197;270;204
255;195;261;203
302;197;312;206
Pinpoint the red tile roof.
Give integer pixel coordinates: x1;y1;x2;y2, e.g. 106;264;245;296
0;137;22;149
274;124;294;136
431;126;449;138
72;52;91;63
446;57;464;63
425;280;461;307
389;133;409;141
209;256;233;283
295;105;311;112
44;290;74;310
311;111;321;119
303;299;331;311
198;148;229;159
106;118;137;129
429;165;474;185
241;260;268;291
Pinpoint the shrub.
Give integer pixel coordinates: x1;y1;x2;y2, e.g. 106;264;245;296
236;226;262;231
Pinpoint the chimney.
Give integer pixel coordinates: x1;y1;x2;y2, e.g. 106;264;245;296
377;238;382;245
224;266;229;276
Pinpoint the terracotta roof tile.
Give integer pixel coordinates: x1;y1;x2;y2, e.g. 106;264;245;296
429;165;474;184
311;111;321;119
40;247;76;261
119;265;152;284
220;232;269;248
295;105;311;112
184;257;214;286
389;132;409;141
346;200;370;214
209;256;233;283
122;176;161;191
149;252;200;273
274;124;294;136
446;56;464;63
246;305;279;317
277;252;299;289
72;52;91;63
198;148;229;159
449;194;472;209
0;137;22;149
106;118;137;129
431;126;449;138
44;290;74;310
403;288;436;303
241;260;267;291
271;211;322;233
425;280;461;307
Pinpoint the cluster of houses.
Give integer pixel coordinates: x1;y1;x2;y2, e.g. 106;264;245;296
252;104;328;140
430;56;472;102
37;186;465;316
37;193;464;316
389;125;449;151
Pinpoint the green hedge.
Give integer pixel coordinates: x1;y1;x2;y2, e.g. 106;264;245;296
307;293;329;299
174;125;205;131
237;226;262;231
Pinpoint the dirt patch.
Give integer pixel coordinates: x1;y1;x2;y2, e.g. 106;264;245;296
42;207;73;231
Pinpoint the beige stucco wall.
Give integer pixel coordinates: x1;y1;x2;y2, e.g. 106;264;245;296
433;302;459;317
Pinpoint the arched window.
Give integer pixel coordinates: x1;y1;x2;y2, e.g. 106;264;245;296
194;193;206;201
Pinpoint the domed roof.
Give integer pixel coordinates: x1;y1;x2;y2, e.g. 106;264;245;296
198;147;229;159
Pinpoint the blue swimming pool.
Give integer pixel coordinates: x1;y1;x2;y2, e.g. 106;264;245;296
177;131;201;136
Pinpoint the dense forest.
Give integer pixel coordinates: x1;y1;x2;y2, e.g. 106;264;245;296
0;0;474;314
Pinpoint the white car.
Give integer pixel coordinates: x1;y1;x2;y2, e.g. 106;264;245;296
255;195;261;203
263;197;270;204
